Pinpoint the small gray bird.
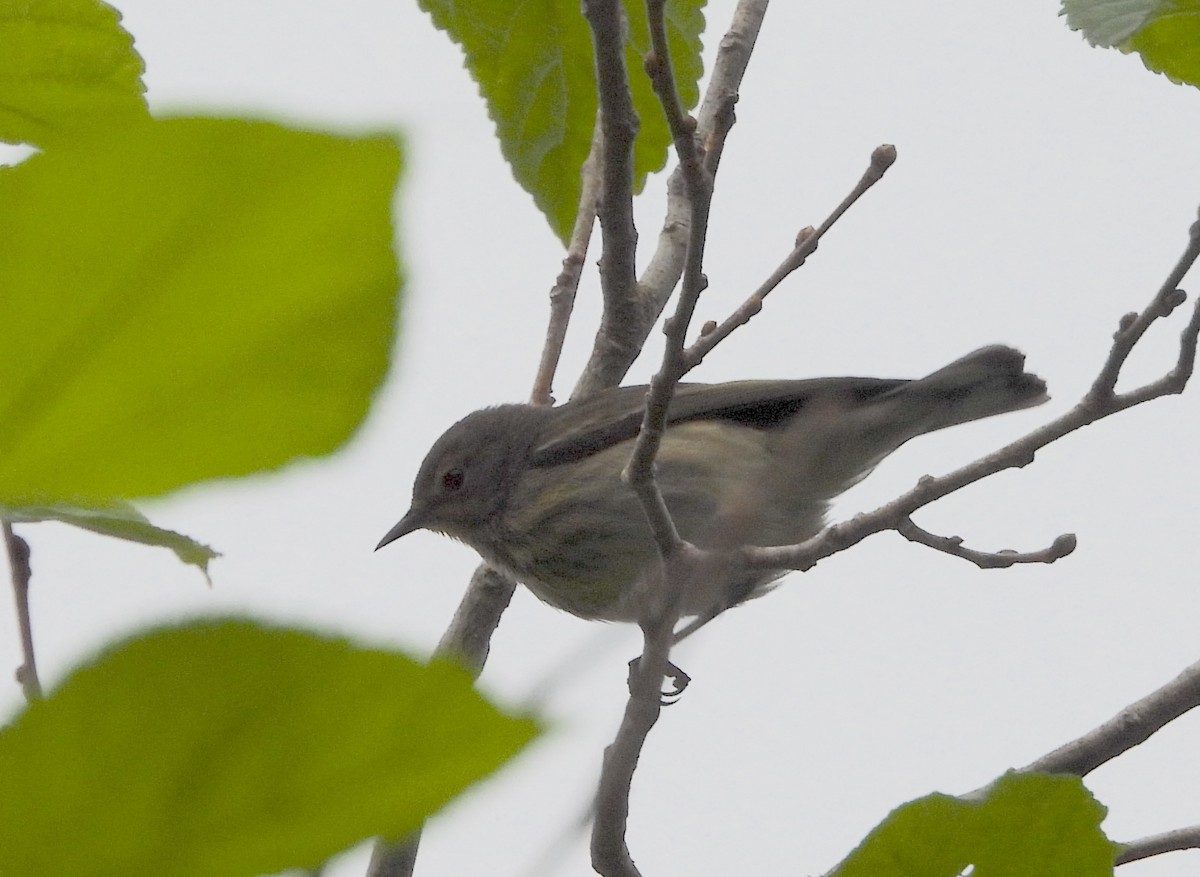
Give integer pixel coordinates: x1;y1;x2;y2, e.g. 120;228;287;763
377;346;1047;622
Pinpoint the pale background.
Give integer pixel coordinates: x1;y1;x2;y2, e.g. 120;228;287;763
3;2;1200;875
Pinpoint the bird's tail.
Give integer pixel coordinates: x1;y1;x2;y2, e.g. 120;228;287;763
771;346;1047;502
890;345;1048;434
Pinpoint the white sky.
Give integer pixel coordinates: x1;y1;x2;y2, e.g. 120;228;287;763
3;2;1200;875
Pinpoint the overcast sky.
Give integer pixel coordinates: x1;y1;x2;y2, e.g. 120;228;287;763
4;2;1200;875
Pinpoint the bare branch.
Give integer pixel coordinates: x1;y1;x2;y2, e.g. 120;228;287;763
1020;655;1200;777
643;0;704;190
531;118;603;406
618;182;710;560
3;520;41;703
582;0;642;375
431;565;518;674
591;632;663;877
618;0;725;563
365;839;419;877
1091;212;1200;399
896;518;1076;570
593;546;709;877
1115;825;1200;865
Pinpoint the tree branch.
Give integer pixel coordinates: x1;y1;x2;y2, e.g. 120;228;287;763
949;653;1200;863
1091;214;1200;399
643;0;703;188
531;116;603;406
1020;655;1200;777
682;145;896;369
1115;825;1200;865
3;520;41;703
896;518;1076;570
582;0;642;378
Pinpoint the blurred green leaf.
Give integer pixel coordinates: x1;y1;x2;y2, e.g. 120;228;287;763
0;619;540;877
0;501;217;579
1062;0;1200;89
417;0;705;243
0;0;148;146
0;117;403;505
1127;3;1200;87
832;772;1116;877
1062;0;1157;47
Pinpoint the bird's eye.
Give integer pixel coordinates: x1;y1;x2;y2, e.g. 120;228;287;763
441;468;465;493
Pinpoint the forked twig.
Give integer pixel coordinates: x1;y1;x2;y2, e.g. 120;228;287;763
683;145;896;369
896;518;1076;569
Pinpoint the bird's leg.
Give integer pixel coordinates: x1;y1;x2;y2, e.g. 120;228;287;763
627;656;692;704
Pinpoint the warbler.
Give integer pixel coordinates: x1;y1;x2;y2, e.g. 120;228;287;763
377;346;1047;622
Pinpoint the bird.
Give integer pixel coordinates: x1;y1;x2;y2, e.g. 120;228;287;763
377;346;1047;623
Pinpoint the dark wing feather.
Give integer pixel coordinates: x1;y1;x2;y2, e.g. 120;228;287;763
529;378;909;468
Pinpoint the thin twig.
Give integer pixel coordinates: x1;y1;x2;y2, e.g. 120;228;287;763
618;0;720;550
592;545;710;877
3;520;41;702
644;0;703;188
530;116;603;406
1091;214;1200;399
896;518;1076;570
1115;825;1200;865
683;145;896;368
618;205;710;559
591;639;660;877
617;0;723;558
1020;655;1200;777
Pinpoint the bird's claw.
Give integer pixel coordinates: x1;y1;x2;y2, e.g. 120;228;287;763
627;657;691;705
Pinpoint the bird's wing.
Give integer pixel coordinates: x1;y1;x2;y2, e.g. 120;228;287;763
528;378;908;468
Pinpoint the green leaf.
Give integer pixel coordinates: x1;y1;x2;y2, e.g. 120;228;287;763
1;501;217;579
0;619;540;877
1126;1;1200;87
1062;0;1200;89
1062;0;1158;47
417;0;705;243
0;117;403;505
832;772;1116;877
0;0;149;146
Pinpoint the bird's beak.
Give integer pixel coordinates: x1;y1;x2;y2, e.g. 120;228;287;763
375;507;425;550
